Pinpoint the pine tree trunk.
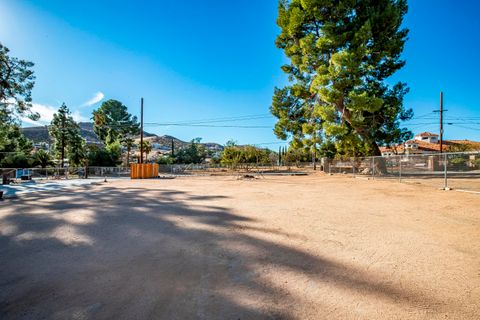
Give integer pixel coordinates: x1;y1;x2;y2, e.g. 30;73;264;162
61;137;65;168
371;141;387;174
336;100;386;173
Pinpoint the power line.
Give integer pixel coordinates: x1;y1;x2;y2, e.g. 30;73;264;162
448;124;480;131
146;113;273;125
145;115;272;126
144;123;272;129
252;141;285;145
26;113;274;129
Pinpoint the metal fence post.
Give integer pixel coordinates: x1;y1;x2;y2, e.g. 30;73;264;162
444;153;448;190
371;157;375;180
352;157;355;178
398;156;402;182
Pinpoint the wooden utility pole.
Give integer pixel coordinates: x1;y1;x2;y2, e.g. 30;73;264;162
434;92;447;153
140;98;144;164
439;92;444;153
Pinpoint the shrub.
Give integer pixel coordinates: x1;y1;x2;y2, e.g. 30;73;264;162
0;153;32;168
473;158;480;169
157;155;175;165
449;156;467;169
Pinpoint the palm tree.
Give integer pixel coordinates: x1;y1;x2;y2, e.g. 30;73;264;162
32;149;54;168
123;137;135;166
141;140;152;163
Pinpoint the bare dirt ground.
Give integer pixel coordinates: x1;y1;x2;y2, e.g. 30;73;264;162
0;174;479;319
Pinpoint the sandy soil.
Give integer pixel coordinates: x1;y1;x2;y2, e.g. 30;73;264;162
0;174;479;319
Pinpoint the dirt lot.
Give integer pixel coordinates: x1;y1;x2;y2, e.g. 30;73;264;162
0;174;479;319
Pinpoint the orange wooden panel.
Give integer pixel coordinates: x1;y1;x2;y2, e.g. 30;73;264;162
131;163;158;179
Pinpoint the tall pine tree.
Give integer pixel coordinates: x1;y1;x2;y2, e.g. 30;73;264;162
272;0;413;157
0;42;37;165
49;103;82;167
93;99;139;146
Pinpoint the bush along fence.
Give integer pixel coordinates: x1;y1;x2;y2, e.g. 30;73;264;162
157;162;313;176
321;151;480;192
0;166;131;183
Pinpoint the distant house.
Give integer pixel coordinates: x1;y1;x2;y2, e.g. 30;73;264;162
380;132;480;156
414;132;438;144
32;143;49;151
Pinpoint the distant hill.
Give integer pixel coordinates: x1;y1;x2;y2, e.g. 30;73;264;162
21;122;223;151
139;135;224;152
22;122;101;144
141;134;188;148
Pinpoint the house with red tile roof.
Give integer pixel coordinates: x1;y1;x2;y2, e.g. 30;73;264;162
379;132;480;156
414;132;439;144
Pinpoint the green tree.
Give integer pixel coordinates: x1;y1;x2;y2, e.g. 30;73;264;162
271;87;322;161
86;144;121;167
221;140;243;168
68;134;87;167
0;43;37;165
32;149;54;168
49;103;82;167
0;153;32;168
157;155;175;165
93;99;139;148
221;142;275;169
124;137;135;166
318;139;337;159
106;140;122;165
0;126;33;167
0;126;33;154
141;140;153;163
283;147;310;167
175;138;206;164
272;0;413;157
0;43;39;129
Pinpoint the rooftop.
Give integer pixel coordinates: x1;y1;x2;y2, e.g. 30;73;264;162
415;132;439;137
380;139;480;154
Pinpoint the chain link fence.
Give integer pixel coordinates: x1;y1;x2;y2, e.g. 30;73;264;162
7;153;476;191
1;166;131;183
324;152;480;192
158;163;312;176
1;162;314;184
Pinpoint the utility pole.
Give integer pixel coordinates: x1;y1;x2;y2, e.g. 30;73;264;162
440;92;444;153
434;92;447;153
140;98;144;164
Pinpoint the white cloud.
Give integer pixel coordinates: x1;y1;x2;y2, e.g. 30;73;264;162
20;103;88;126
21;103;57;126
71;110;88;122
81;91;104;107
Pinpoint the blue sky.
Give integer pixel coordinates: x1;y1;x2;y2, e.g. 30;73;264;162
1;0;479;145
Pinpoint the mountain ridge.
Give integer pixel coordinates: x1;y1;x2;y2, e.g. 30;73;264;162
21;122;224;150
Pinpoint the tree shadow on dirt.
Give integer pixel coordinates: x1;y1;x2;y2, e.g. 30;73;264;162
0;183;448;319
